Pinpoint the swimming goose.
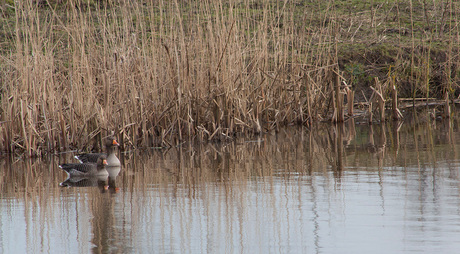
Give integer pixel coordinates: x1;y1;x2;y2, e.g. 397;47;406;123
75;137;121;166
59;156;109;177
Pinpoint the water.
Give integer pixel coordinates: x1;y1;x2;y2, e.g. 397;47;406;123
2;118;460;253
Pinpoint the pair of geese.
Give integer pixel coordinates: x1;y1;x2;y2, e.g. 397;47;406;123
59;137;121;177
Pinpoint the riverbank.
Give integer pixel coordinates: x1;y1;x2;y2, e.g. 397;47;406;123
1;0;459;156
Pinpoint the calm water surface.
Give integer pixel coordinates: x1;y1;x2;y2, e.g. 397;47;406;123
2;118;460;253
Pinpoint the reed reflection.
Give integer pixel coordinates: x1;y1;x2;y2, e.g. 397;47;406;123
0;155;95;253
110;120;460;253
2;116;460;253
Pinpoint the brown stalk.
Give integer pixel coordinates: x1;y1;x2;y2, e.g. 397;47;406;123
333;70;344;123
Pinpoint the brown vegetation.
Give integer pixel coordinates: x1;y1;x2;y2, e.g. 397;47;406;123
0;0;459;156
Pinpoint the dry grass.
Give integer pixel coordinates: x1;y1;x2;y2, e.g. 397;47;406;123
0;0;459;156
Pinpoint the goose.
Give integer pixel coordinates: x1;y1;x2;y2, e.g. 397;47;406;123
75;137;121;166
59;155;109;177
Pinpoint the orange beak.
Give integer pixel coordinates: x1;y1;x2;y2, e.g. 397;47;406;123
113;139;120;146
103;159;108;165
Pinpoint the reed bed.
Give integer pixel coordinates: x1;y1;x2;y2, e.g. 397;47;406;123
1;0;459;156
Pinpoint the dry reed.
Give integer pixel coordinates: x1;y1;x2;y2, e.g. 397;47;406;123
0;0;459;156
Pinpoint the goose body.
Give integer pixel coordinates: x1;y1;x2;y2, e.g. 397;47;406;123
60;156;108;177
75;137;121;166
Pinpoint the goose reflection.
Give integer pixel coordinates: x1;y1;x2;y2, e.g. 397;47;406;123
106;166;122;193
58;166;122;193
59;174;108;189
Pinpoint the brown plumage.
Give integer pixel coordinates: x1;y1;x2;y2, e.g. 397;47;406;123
74;137;121;166
59;155;109;177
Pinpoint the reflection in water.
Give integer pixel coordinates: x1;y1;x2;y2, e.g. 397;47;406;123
107;166;122;193
90;166;123;253
2;115;460;253
59;166;122;193
58;165;123;253
60;175;108;188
